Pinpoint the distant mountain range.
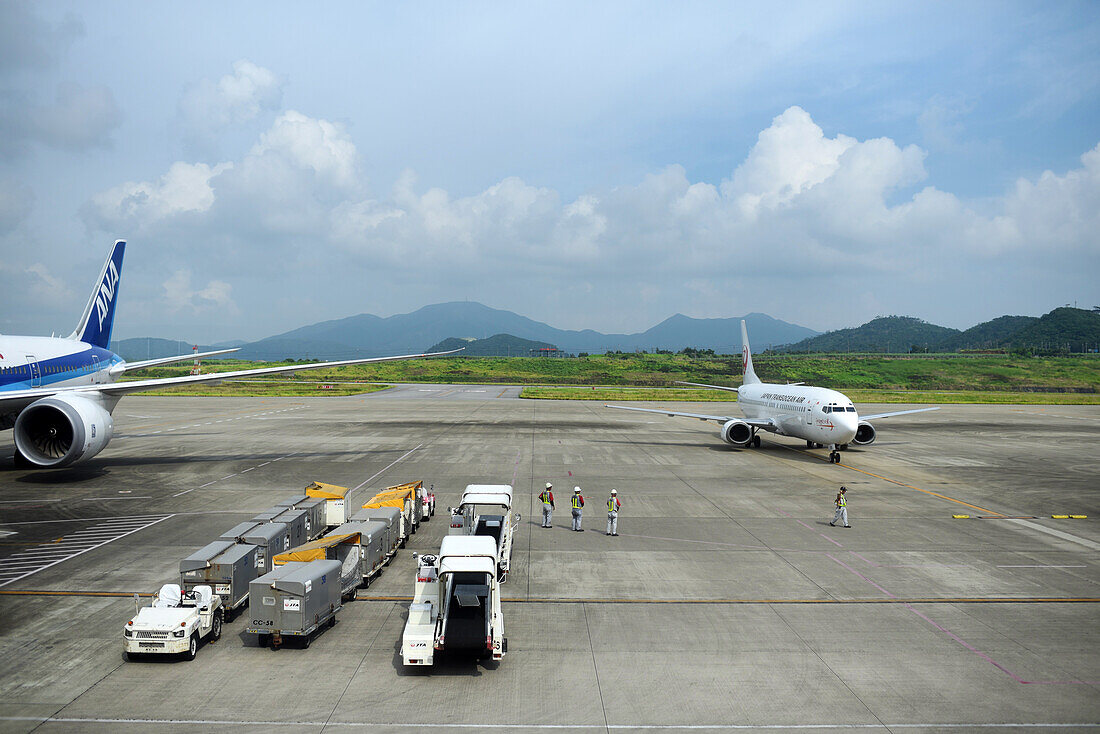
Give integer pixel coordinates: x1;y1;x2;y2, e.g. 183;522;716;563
218;303;817;360
778;308;1100;353
427;334;560;357
110;303;1100;362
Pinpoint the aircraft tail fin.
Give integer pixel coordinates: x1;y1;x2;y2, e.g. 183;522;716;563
740;319;761;385
69;240;125;349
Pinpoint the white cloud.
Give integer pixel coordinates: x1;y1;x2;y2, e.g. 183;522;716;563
162;270;237;314
179;60;284;149
84;106;1100;333
86;161;231;229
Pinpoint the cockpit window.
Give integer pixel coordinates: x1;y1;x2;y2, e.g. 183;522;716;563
822;406;831;413
846;407;856;412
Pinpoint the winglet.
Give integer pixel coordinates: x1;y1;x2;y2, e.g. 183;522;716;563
70;240;125;349
740;319;760;385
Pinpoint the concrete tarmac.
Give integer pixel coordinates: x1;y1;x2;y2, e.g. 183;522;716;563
0;391;1097;732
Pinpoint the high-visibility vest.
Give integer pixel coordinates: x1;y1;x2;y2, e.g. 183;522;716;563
539;491;552;504
837;495;847;507
607;498;618;511
571;495;582;509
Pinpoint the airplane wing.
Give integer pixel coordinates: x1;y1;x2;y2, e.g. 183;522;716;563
860;406;940;421
674;380;739;393
605;403;776;430
115;348;241;374
0;348;463;410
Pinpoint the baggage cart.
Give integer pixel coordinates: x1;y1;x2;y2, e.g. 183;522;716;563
242;522;290;574
304;481;352;527
276;495;326;540
246;560;342;649
180;540;259;620
350;506;401;558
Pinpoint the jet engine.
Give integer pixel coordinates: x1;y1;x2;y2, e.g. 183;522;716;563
852;421;876;446
720;419;753;446
14;394;114;468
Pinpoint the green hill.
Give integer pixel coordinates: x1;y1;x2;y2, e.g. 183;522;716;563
940;315;1039;351
1005;308;1100;353
780;316;959;353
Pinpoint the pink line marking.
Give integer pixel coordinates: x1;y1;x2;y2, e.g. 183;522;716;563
850;551;876;566
794;519;815;531
826;553;1099;685
820;533;843;547
776;509;792;517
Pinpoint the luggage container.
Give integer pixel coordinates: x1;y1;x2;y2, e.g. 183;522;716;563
220;520;263;543
373;485;422;528
327;520;388;585
179;540;259;620
350;505;401;558
304;482;351;527
274;533;363;601
386;481;434;522
270;508;308;548
245;560;342;649
362;488;418;541
276;495;326;540
242;522;291;574
251;509;282;523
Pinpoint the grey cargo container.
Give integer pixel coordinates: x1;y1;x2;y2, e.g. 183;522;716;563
245;560;342;647
220;520;263;542
350;506;401;558
180;541;259;618
270;508;308;548
330;520;387;585
242;522;290;574
277;496;326;540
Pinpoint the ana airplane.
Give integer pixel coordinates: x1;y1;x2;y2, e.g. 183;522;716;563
607;320;937;463
0;240;459;469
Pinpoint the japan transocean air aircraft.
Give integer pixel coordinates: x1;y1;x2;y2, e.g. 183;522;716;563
0;240;459;469
607;320;937;464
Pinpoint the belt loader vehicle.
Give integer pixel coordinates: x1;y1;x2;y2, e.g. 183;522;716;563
179;540;259;620
124;583;223;661
401;535;506;667
448;484;519;582
246;559;342;649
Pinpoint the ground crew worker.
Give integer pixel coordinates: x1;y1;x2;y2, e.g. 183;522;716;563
571;487;585;531
829;486;850;528
606;489;620;536
539;482;555;528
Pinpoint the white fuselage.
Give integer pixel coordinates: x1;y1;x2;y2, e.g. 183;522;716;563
737;382;859;446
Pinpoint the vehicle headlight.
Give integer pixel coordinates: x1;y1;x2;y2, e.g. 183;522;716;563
124;629;132;637
172;629;186;638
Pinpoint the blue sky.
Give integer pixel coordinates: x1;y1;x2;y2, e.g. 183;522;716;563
1;1;1098;343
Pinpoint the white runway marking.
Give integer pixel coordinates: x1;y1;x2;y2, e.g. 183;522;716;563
0;716;1093;730
1006;519;1100;551
0;515;173;588
349;444;424;498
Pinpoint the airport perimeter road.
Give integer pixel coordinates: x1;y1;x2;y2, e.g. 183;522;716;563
0;395;1097;732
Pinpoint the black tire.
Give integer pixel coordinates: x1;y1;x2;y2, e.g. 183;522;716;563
753;435;761;448
329;616;337;628
184;633;198;661
806;440;814;448
211;610;223;641
125;652;137;662
302;635;311;649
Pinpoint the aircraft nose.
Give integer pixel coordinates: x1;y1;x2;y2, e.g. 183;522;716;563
839;412;858;438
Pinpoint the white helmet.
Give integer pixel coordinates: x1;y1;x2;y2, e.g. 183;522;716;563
610;489;617;495
574;486;581;493
545;482;552;489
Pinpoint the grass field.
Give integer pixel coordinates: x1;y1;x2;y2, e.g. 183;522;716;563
121;353;1099;403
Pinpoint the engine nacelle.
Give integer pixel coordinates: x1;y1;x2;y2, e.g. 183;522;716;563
720;419;753;446
14;394;114;468
853;421;876;446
